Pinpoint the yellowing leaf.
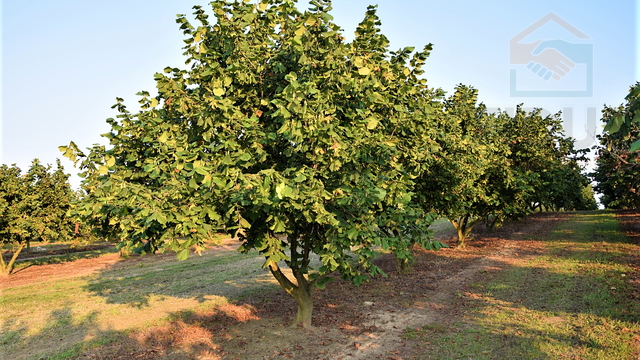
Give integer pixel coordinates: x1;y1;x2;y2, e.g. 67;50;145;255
213;88;225;96
150;98;158;108
105;156;115;167
158;132;169;143
98;166;108;175
358;67;371;76
295;26;306;37
305;16;316;26
258;2;268;11
403;68;411;76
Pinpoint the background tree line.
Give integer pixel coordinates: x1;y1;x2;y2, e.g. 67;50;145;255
0;160;78;275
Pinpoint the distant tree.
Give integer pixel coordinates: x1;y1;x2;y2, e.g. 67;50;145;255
418;85;514;248
61;1;445;328
0;160;75;276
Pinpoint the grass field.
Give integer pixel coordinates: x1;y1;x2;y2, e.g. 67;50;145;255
1;243;276;360
403;211;640;359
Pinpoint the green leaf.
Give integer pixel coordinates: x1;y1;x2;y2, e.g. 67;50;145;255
271;218;286;233
305;16;317;27
372;187;387;200
314;276;334;290
275;182;293;198
240;153;251;161
630;139;640;152
358;67;371;76
295;26;306;37
194;166;208;175
605;115;624;133
239;217;251;229
105;156;116;167
177;248;190;261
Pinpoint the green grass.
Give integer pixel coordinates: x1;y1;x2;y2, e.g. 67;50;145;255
0;244;279;360
408;210;640;359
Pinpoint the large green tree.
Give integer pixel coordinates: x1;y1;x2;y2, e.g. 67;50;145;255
61;0;443;328
0;160;75;275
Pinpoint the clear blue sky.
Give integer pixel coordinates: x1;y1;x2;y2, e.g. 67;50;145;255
2;0;638;187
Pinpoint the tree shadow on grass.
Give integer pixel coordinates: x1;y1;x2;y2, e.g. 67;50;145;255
1;306;105;360
83;249;279;308
0;302;267;360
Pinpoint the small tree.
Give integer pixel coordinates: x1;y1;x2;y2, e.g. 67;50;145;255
0;160;75;275
61;0;443;327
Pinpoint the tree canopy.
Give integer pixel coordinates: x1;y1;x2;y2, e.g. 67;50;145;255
61;0;446;327
594;99;640;209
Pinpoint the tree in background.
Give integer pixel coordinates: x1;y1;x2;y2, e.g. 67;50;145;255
418;85;514;248
0;160;75;276
61;0;445;328
593;103;640;209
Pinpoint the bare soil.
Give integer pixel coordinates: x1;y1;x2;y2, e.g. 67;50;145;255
3;212;605;359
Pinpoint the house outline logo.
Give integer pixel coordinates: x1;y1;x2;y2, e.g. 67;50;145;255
510;12;593;97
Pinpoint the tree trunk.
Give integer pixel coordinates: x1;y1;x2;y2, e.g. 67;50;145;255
451;216;481;249
397;256;414;275
1;242;26;276
292;274;313;328
268;262;314;328
394;229;415;275
455;224;468;248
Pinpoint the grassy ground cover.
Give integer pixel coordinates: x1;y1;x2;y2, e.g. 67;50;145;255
404;211;640;359
0;245;274;360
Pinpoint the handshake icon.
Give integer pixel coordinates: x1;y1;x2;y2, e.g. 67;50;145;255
510;13;593;97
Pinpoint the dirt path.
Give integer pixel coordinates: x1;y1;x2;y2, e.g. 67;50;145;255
322;214;563;360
